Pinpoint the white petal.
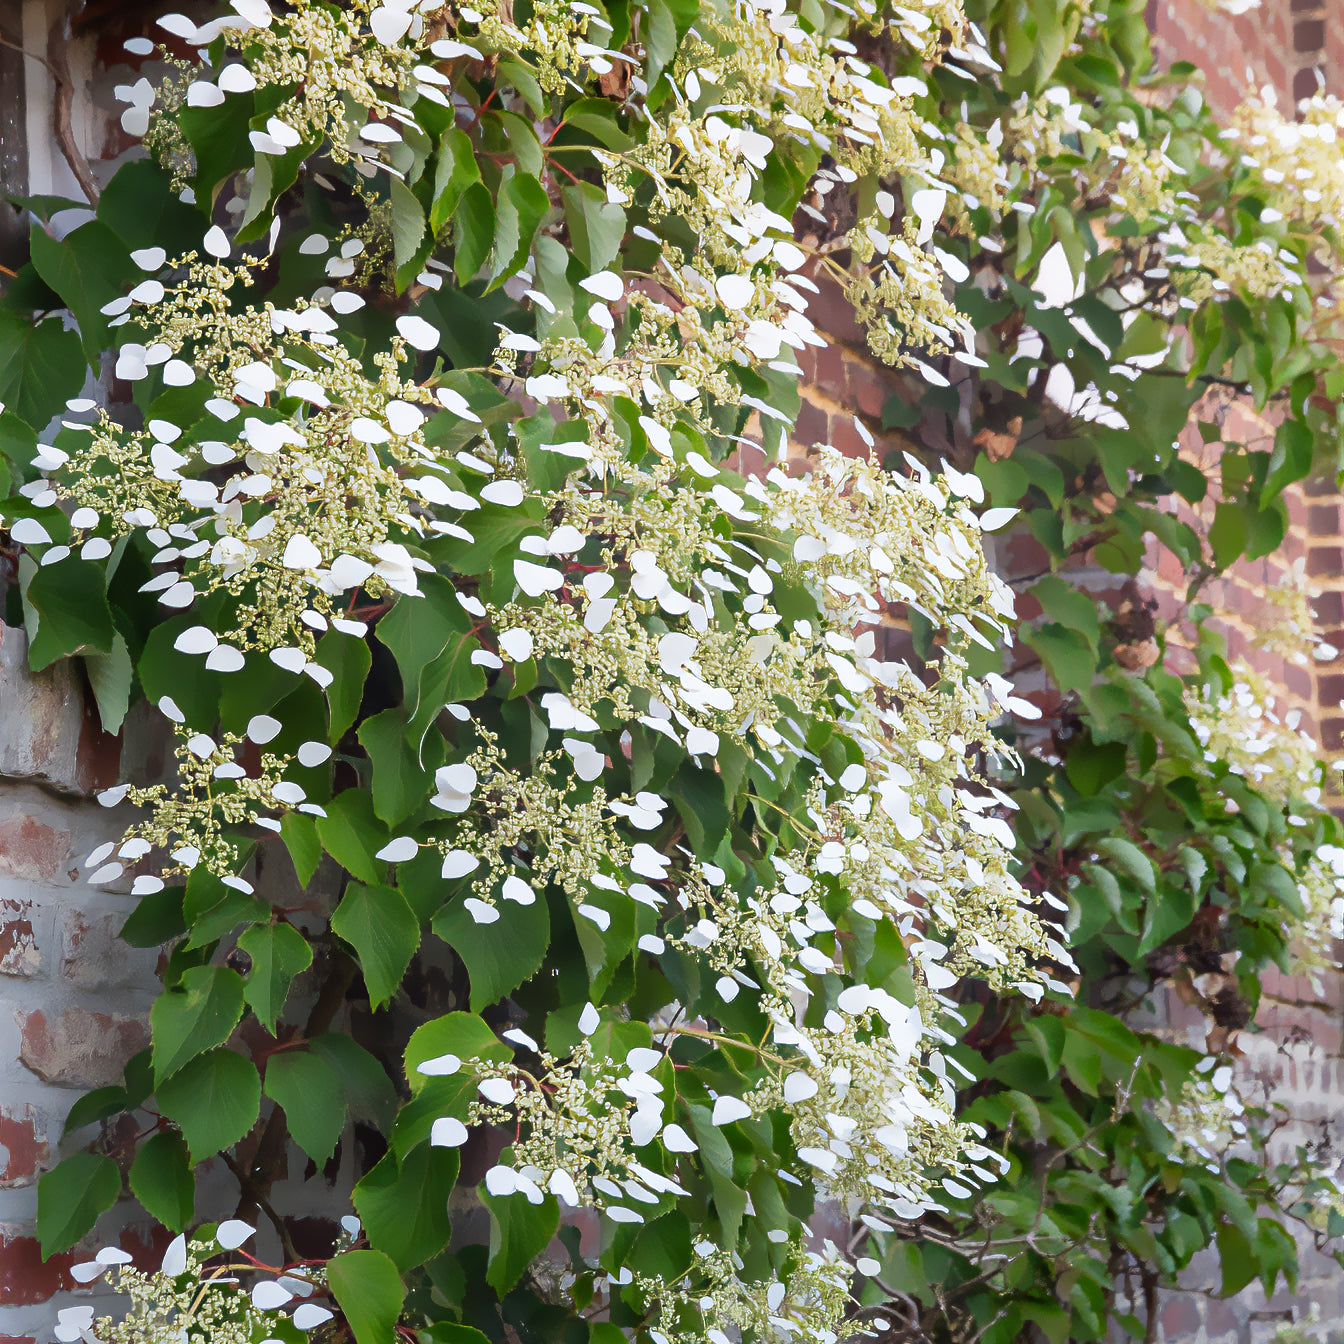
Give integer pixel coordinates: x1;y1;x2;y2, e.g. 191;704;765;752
217;64;258;93
431;1116;469;1147
661;1123;697;1153
712;1096;752;1126
216;1219;255;1250
376;836;418;862
514;559;564;595
252;1281;293;1310
714;274;755;310
282;534;322;569
205;644;245;673
498;627;534;661
203;225;230;258
10;518;52;546
396;315;440;350
441;849;479;879
502;875;535;905
247;714;283;743
173;625;218;654
578;271;623;301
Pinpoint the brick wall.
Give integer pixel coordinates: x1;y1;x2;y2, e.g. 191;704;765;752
0;622;157;1341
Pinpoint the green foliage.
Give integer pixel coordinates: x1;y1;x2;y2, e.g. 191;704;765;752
13;0;1344;1340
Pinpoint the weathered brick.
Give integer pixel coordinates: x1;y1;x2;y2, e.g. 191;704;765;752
0;897;38;977
0;813;70;883
1162;1295;1203;1337
794;399;828;449
0;1231;75;1304
17;1007;149;1089
0;624;88;795
61;910;139;990
0;1104;49;1187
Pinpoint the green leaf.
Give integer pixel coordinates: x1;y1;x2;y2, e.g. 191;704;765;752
484;1190;559;1294
433;889;550;1011
431;128;482;235
238;922;314;1034
1029;576;1100;650
390;176;428;292
281;811;323;888
317;789;389;883
24;558;116;671
63;1085;130;1135
331;883;421;1010
453;181;495;284
1208;501;1247;570
562;184;626;273
156;1047;261;1161
375;574;472;725
98;158;203;254
308;1032;397;1129
37;1152;121;1256
151;966;246;1084
404;1012;509;1092
1024;623;1096;695
264;1047;346;1164
1095;837;1156;893
488;172;550;285
328;1250;406;1344
315;631;371;744
29;220;137;362
670;761;729;853
121;885;187;948
358;709;433;826
180;93;255;204
0;309;84;430
1264;417;1312;499
354;1143;458;1271
1216;1219;1257;1297
128;1130;194;1231
84;633;134;734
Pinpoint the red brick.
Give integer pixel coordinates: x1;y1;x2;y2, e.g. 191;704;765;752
1162;1295;1203;1337
0;897;38;977
794;399;828;449
17;1008;149;1090
0;814;69;883
0;1105;49;1187
850;360;888;421
0;1232;75;1305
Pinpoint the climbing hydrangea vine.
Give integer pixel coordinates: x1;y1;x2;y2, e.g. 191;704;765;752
10;0;1062;1340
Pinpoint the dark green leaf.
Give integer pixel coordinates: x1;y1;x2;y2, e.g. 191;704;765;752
309;1032;397;1128
404;1012;509;1092
151;966;246;1084
238;922;314;1034
354;1143;458;1271
156;1048;261;1161
29;220;137;361
432;888;550;1010
488;172;549;286
483;1190;559;1294
0;309;84;433
264;1047;346;1164
128;1130;194;1231
24;558;116;671
37;1152;121;1256
453;181;495;284
431;128;482;235
328;1250;406;1344
84;634;134;734
330;883;421;1010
